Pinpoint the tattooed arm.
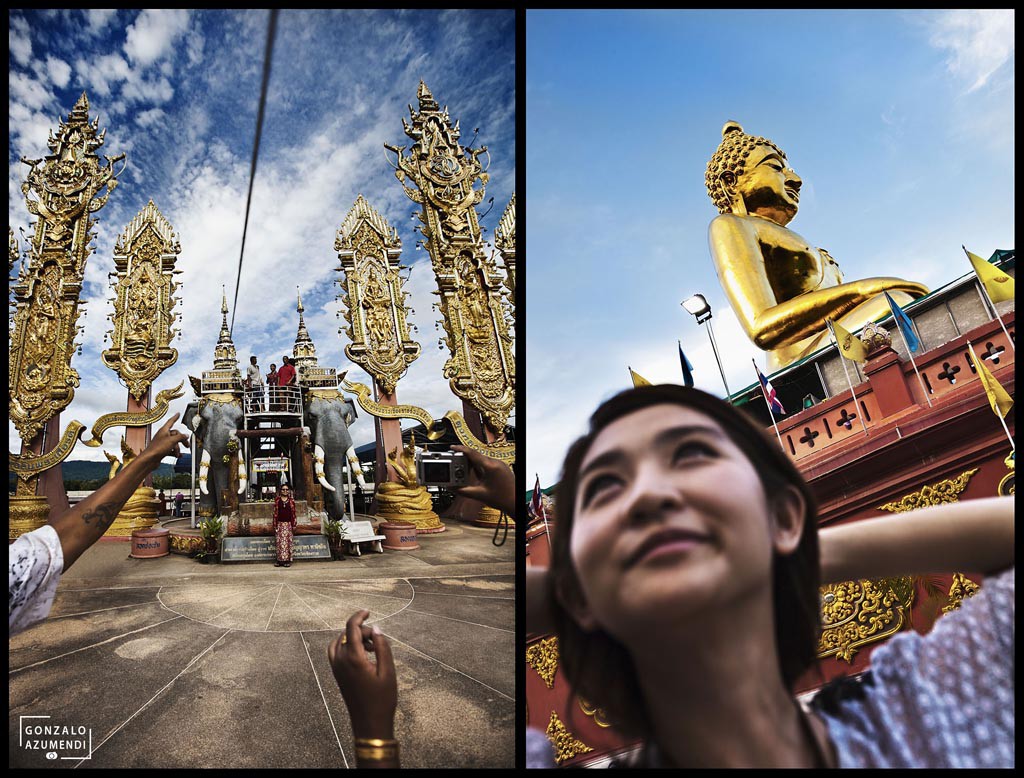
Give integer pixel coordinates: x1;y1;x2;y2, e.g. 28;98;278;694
48;414;189;572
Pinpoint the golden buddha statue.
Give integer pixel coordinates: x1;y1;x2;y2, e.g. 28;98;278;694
375;434;444;532
103;437;161;534
706;122;929;370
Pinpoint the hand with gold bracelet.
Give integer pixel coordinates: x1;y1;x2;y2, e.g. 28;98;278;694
328;609;399;768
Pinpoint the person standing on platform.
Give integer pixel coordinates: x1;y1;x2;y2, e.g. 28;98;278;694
278;356;297;417
267;362;279;411
273;483;296;567
246;355;264;412
173;490;184;517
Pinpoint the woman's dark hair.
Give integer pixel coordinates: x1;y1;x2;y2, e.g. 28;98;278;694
549;385;821;738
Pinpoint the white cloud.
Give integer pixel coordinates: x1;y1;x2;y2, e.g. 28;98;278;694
121;74;174;105
73;53;132;98
84;9;119;37
8;72;54;112
9;16;33;67
124;9;191;67
135;107;165;127
928;9;1014;93
45;57;73;89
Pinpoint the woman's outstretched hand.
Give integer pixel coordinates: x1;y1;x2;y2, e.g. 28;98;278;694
450;445;515;517
328;609;397;740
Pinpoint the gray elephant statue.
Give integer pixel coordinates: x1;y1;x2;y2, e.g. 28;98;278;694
305;392;367;521
183;398;246;518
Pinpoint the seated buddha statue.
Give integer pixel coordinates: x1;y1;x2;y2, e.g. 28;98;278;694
706;122;929;371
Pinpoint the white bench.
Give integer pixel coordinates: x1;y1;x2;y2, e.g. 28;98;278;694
343;520;386;556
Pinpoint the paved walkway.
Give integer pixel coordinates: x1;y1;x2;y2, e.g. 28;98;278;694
9;521;515;768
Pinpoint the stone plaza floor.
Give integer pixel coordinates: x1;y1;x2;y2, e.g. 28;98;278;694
9;520;515;768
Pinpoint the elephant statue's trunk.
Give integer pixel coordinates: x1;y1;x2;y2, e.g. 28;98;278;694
314;444;337;493
199;449;212;495
346;447;368;489
230;432;246;494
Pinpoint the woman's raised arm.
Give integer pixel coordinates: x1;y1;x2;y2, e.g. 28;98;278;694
819;496;1014;584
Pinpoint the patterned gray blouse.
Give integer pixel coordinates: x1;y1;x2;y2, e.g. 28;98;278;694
9;524;64;636
526;566;1014;768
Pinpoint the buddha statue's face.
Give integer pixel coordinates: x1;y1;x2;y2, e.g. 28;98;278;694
730;144;802;226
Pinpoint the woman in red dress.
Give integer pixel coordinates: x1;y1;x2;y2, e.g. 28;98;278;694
273;483;296;567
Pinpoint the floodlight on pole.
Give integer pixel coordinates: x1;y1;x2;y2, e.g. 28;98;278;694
681;294;732;400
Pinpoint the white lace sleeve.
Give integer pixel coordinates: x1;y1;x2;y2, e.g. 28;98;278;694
9;524;65;636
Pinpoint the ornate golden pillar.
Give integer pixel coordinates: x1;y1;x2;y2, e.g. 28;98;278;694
335;196;443;531
385;82;515;526
494;193;515;306
99;200;182;534
9;93;125;537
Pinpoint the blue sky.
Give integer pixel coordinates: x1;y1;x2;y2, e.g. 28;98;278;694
9;9;514;463
526;9;1014;487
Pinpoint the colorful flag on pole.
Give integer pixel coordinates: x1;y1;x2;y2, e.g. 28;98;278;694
968;343;1014;419
884;291;920;353
629;367;652;387
829;319;868;363
678;342;694;387
965;247;1015;303
530;474;546;521
754;361;785;415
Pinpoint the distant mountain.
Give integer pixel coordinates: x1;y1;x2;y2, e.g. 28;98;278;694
7;461;177;490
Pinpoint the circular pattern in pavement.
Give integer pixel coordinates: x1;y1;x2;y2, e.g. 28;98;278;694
158;578;416;633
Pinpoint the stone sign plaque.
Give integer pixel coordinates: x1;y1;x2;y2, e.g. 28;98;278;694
221;534;331;563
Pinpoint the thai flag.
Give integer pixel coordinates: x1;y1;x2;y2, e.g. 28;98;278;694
530;474;546;521
754;360;786;416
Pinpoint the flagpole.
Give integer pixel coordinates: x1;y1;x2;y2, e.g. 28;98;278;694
964;245;1015;350
535;473;552;551
967;344;1016;453
886;298;932;408
753;359;785;451
827;320;870;436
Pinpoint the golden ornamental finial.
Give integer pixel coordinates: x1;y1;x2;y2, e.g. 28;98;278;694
297;286;304;314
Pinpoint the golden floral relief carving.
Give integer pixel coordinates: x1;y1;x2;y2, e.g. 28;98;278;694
942;572;981;614
525;636;559;689
818;578;908;663
578;696;613;728
545;711;594;765
878;469;979;513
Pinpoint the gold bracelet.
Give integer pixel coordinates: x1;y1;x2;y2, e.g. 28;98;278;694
355;739;399;762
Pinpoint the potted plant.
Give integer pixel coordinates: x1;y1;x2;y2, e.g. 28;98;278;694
197;516;224;563
323;518;348;560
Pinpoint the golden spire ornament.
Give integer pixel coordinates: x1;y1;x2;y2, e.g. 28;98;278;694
335;194;421;394
385;81;515;436
10;92;126;442
102;199;181;399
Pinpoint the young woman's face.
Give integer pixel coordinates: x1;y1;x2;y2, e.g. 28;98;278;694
569;404;780;639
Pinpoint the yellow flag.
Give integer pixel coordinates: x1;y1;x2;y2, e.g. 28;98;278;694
966;248;1015;304
829;320;867;363
629;367;652;387
968;343;1013;419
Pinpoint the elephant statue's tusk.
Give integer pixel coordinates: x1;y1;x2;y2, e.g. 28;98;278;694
346;447;368;489
237;459;247;494
314;444;337;492
199;449;211;495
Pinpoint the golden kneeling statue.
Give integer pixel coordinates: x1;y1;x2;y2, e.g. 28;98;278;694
375;435;445;533
103;438;161;535
706;122;929;370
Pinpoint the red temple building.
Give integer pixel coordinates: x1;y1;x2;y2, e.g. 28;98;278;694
525;251;1015;766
